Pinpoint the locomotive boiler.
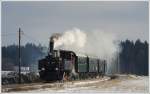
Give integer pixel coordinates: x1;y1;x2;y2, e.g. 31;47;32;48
38;37;107;81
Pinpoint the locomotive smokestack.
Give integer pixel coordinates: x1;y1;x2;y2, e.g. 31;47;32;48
50;33;62;51
49;37;54;54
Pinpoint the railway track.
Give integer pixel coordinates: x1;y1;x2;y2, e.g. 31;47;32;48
2;76;110;92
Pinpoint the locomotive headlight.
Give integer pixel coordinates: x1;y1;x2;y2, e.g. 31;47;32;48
55;68;58;70
41;68;45;70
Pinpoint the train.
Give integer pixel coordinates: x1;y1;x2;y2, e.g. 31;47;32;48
38;36;107;81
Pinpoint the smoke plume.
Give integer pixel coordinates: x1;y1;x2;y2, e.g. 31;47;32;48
53;28;121;61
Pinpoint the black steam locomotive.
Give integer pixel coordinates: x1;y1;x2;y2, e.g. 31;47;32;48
38;37;107;81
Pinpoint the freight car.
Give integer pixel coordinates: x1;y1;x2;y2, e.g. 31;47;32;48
38;37;107;81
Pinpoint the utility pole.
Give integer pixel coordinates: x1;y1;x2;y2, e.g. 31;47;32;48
117;53;120;74
18;28;21;84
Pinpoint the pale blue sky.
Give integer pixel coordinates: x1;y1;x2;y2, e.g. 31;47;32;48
2;1;149;46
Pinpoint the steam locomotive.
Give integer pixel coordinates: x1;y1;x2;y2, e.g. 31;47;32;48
38;37;107;81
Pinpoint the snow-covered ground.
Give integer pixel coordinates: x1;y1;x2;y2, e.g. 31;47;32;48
2;71;30;77
2;75;149;93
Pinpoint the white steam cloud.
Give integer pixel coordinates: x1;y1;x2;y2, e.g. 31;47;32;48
54;28;121;61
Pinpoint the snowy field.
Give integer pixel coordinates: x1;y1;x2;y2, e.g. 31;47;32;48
2;75;149;93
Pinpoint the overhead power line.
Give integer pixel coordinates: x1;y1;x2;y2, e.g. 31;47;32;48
22;33;41;44
2;31;45;46
1;33;17;36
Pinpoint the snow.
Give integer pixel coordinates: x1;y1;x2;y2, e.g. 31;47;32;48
2;75;149;93
2;71;30;77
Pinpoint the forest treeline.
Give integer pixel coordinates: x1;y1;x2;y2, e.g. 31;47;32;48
2;39;149;75
2;43;47;71
119;39;148;75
